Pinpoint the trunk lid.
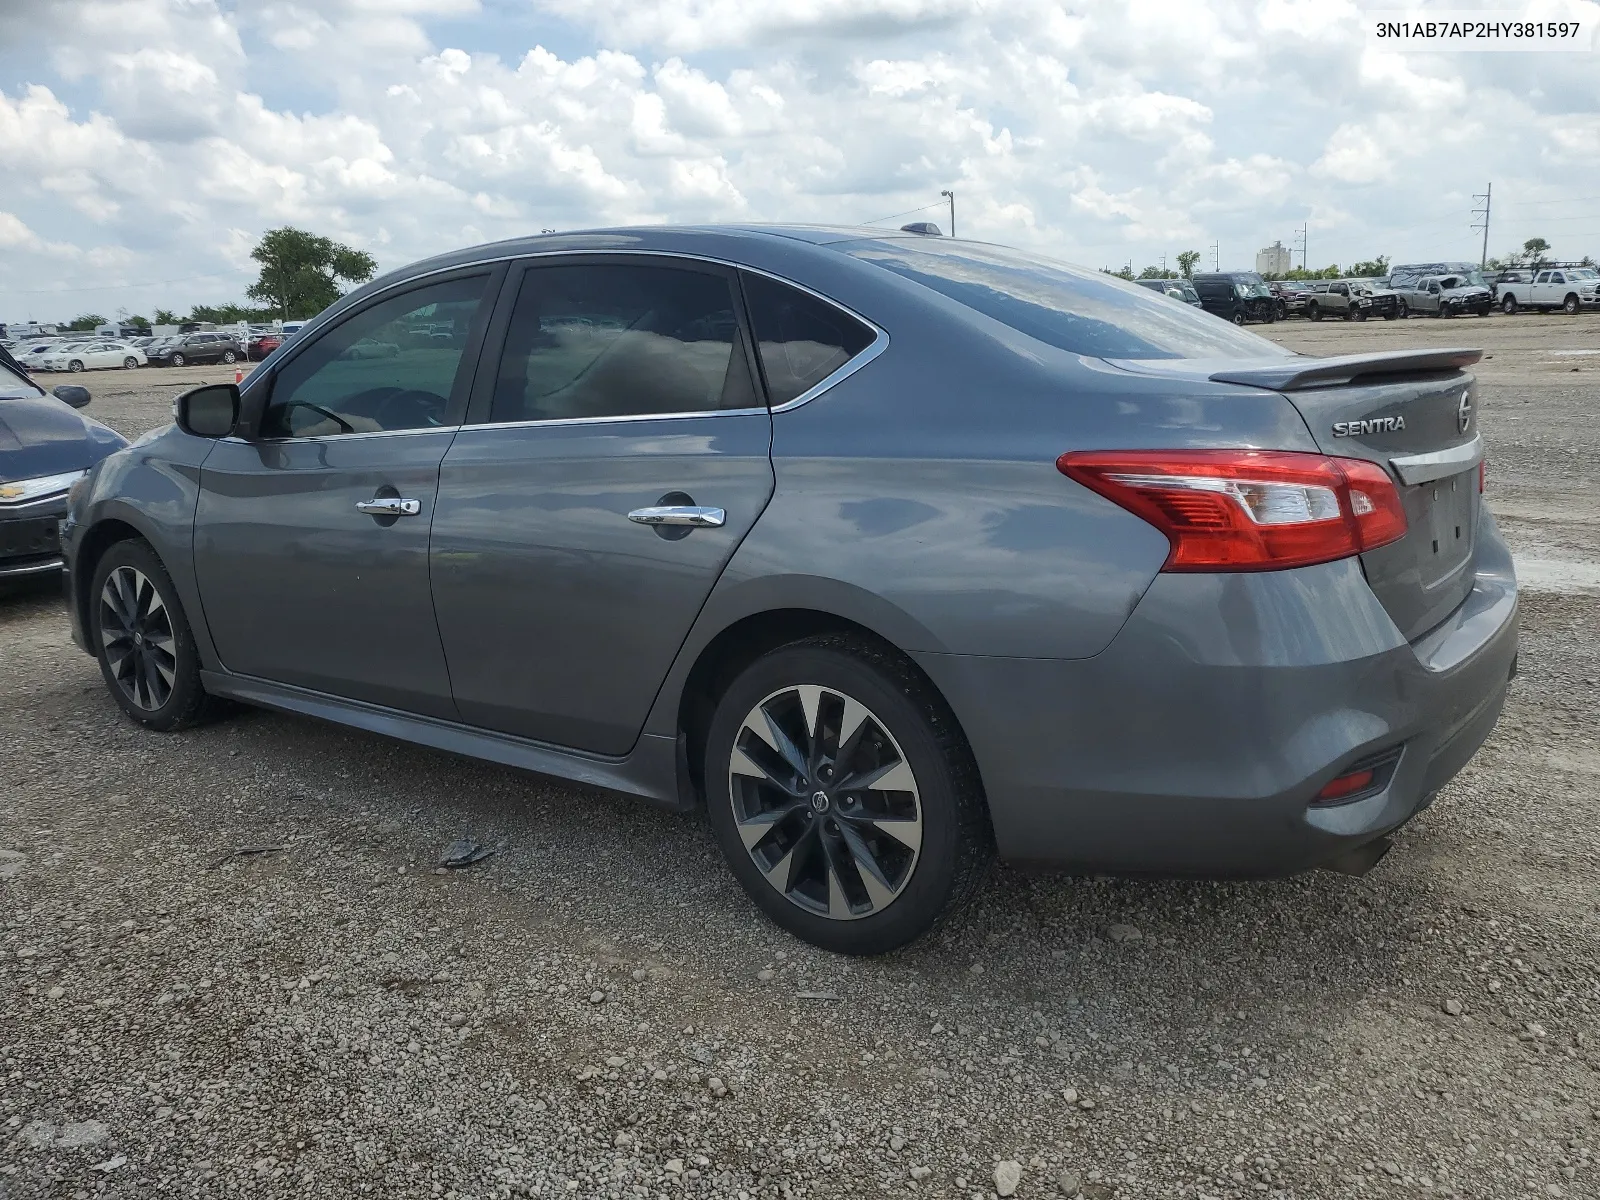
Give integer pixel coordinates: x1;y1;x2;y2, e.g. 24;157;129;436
1108;349;1486;642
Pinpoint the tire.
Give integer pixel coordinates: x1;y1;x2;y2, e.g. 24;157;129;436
68;360;84;372
170;353;186;366
1564;294;1580;315
1382;310;1397;320
1397;300;1409;318
1231;311;1246;326
123;356;138;369
703;635;992;955
222;350;237;364
89;539;221;732
1477;306;1491;317
1502;295;1518;314
1308;303;1321;322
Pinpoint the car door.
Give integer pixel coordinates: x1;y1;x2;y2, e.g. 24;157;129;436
192;267;500;718
1530;271;1551;305
429;256;778;755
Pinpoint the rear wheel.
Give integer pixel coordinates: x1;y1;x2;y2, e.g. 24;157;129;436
1501;294;1518;314
704;636;992;955
1564;293;1580;315
90;539;220;731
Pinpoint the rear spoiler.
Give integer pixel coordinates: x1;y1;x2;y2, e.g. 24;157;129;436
1209;348;1482;391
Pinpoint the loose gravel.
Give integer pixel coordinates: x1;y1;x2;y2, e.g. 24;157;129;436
3;320;1597;1199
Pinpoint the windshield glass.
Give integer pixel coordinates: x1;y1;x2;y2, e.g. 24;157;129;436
0;360;41;397
846;240;1286;360
1571;268;1599;280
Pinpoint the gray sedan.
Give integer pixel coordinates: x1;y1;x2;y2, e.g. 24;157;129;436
60;226;1518;954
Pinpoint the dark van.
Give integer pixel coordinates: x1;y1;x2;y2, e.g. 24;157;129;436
1191;272;1278;325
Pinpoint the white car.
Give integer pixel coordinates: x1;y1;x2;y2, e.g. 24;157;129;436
15;342;65;370
39;341;147;372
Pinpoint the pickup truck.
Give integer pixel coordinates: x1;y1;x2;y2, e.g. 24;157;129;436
1303;279;1400;321
1396;274;1494;318
1497;267;1600;314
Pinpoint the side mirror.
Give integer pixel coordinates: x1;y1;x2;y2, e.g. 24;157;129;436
51;384;91;409
175;383;240;439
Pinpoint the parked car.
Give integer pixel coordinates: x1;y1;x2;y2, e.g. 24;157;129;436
1;360;127;580
1304;279;1400;322
1396;274;1494;318
147;332;243;367
14;342;64;371
1389;262;1493;302
247;333;283;361
1133;278;1203;306
1190;271;1278;324
1496;267;1600;314
61;227;1517;954
1268;280;1312;319
39;341;147;372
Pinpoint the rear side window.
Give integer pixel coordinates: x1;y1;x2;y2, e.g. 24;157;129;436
741;273;875;406
848;240;1286;360
488;262;755;424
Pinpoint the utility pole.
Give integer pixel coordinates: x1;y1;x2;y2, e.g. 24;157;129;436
1294;224;1308;271
1210;241;1220;271
940;190;955;237
1160;253;1166;275
1471;183;1492;268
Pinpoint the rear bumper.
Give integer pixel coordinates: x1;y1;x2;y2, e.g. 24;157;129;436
915;514;1519;876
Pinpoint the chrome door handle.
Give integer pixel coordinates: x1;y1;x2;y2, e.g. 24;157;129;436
627;505;725;528
356;497;421;517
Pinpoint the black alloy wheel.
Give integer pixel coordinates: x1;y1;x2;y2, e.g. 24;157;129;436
705;636;992;954
90;539;219;730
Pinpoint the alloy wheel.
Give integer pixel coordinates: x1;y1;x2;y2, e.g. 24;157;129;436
728;684;923;921
98;565;176;711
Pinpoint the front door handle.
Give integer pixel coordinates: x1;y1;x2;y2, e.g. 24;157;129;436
627;505;725;528
356;497;421;517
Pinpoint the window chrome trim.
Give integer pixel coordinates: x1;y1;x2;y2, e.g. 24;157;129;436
283;246;890;429
223;424;463;446
455;407;769;434
1390;435;1483;486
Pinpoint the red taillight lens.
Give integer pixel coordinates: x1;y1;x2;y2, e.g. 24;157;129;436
1057;449;1408;572
1316;767;1376;801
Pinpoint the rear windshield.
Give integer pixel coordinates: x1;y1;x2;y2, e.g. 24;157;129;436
845;240;1287;360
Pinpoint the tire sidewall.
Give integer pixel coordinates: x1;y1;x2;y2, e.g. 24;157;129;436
89;540;206;730
703;644;968;955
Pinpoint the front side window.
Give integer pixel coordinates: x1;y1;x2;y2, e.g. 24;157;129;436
847;241;1287;361
488;262;753;424
742;272;876;407
260;274;488;438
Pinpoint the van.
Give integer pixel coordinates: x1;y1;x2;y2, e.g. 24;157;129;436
1189;272;1278;325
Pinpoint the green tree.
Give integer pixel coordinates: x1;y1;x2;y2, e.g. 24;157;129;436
64;313;106;331
1176;250;1201;278
189;302;273;325
1347;256;1390;277
1521;237;1550;269
1137;265;1176;279
1100;265;1136;281
153;308;180;325
1284;264;1342;281
245;227;377;320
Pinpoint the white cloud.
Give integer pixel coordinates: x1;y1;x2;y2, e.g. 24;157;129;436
1;0;1597;320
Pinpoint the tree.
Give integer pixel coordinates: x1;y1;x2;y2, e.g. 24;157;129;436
1100;265;1136;281
153;308;180;325
64;313;106;331
189;302;273;325
1347;256;1390;278
1176;250;1201;279
1522;237;1550;269
1137;265;1176;279
246;227;377;320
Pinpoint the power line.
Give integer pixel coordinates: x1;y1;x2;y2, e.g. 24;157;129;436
1471;183;1491;269
0;269;248;296
861;200;945;226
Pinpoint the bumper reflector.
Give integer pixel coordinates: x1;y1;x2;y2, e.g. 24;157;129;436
1316;768;1376;802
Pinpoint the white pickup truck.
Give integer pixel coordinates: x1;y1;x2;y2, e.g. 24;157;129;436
1497;267;1600;314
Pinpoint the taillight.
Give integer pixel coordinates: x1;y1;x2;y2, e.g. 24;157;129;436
1057;449;1408;572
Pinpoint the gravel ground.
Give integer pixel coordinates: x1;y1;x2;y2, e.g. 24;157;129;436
3;321;1597;1200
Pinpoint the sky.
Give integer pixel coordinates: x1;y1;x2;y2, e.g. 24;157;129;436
1;0;1598;322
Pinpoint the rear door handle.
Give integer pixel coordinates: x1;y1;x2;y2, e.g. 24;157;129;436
356;497;421;517
627;505;725;528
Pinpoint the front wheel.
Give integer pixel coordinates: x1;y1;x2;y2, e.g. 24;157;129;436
1397;300;1409;318
1308;303;1322;322
1502;295;1518;314
222;350;237;364
1382;310;1398;320
704;636;992;955
1231;311;1246;326
1564;294;1580;315
170;353;186;366
123;356;138;369
68;360;84;372
89;539;221;731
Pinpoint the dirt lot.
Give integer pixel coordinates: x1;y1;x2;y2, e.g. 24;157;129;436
2;319;1597;1200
